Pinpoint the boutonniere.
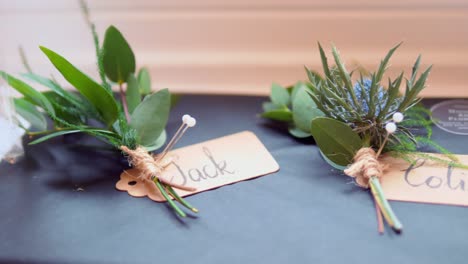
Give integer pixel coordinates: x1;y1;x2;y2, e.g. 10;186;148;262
1;0;198;218
262;43;464;233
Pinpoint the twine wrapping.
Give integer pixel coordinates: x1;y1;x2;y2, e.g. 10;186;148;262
120;146;168;181
344;147;386;188
120;146;196;192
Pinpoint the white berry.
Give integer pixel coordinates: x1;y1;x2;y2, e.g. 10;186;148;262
385;122;397;134
392;112;404;123
186;117;197;127
182;114;191;123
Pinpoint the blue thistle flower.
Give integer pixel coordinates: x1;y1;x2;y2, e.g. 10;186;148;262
350;78;386;116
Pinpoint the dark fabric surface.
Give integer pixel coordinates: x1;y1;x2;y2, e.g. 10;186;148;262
1;95;467;264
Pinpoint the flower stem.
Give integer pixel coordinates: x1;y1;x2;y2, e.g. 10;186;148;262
119;82;130;122
376;133;389;157
154;179;186;217
369;177;403;233
166;185;198;213
158;177;196;192
374;197;385;234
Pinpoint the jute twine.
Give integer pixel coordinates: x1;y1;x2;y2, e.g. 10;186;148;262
120;146;169;181
344;147;387;188
120;145;196;192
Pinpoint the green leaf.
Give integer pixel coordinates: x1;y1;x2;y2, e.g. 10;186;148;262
29;128;119;145
310;117;362;166
29;130;82;145
42;92;85;125
399;65;432;111
170;94;181;109
304;66;323;85
378;73;403;120
14;98;47;131
270;83;290;106
261;109;293;122
102;25;136;83
318;42;332;80
292;83;324;132
23;73;97;119
288;127;311;138
331;45;359;108
376;42;402;83
319;149;347;170
130;88;171;146
290;81;303;101
410;55;422;84
262;102;279;112
137;67;151;94
22;73;80;104
144;129;167;151
0;72;55;115
40;46;119;126
126;74;140;114
285;84;294;95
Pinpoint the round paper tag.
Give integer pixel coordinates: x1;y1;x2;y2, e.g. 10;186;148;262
431;100;468;135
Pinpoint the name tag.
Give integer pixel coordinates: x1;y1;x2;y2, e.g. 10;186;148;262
116;131;280;202
380;154;468;206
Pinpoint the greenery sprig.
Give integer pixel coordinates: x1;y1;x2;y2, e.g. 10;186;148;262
261;43;463;233
1;0;197;218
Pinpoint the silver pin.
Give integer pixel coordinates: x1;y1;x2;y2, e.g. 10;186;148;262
155;114;196;163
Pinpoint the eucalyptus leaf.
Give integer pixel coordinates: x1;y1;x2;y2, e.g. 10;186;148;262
126;74;140;114
270;83;290;106
292;83;324;133
137;67;151;94
262;102;279;112
261;109;293;122
0;72;55;115
102;25;136;83
130;88;171;146
144;129;167;151
290;82;304;101
14;98;47;131
288;127;311;138
40;46;119;126
310;117;362;166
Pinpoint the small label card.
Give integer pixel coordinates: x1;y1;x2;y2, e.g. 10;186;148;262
380;154;468;206
431;100;468;135
116;131;280;202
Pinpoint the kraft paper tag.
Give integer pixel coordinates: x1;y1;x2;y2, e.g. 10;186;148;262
116;131;280;202
380;153;468;206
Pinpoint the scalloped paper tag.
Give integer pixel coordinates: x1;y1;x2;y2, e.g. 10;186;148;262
116;131;280;202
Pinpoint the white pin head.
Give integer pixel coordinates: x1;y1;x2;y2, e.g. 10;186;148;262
392;112;404;123
385;122;397;134
186;117;196;127
182;114;191;124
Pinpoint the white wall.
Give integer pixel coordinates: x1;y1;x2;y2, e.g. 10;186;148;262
1;0;467;97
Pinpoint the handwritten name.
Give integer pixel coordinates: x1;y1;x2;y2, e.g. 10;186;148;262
169;146;235;185
404;159;467;191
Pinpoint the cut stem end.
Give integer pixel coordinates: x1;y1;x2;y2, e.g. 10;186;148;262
369;177;403;234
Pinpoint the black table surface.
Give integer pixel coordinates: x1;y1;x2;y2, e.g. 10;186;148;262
1;95;468;264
